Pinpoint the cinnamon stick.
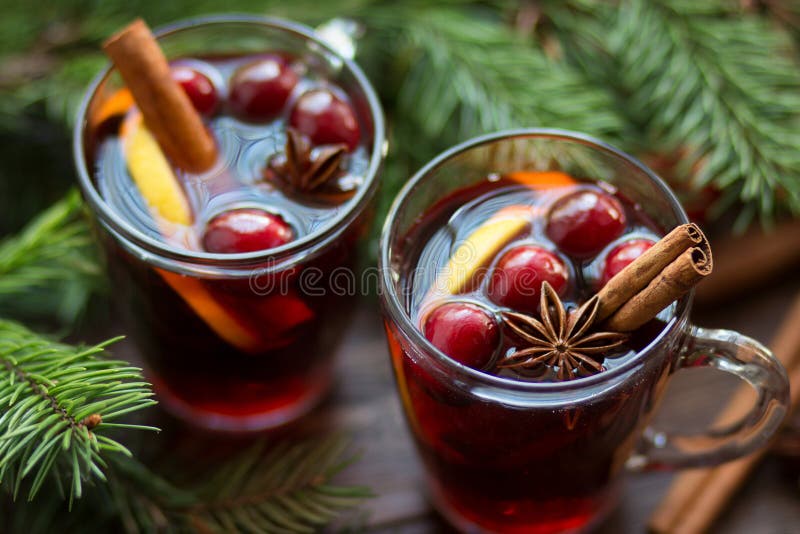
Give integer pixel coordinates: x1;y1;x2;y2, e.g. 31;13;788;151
103;19;216;172
605;247;712;332
596;224;707;322
649;292;800;533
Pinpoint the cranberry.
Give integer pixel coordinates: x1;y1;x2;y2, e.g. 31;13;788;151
203;209;293;253
229;56;298;121
289;89;361;151
422;302;499;370
172;66;219;116
546;189;626;258
600;238;655;286
487;245;569;313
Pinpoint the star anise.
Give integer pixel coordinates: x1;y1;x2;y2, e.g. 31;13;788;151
499;282;628;381
266;128;347;194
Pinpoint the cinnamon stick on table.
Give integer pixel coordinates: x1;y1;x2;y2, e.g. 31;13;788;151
595;223;712;332
649;292;800;534
103;19;216;172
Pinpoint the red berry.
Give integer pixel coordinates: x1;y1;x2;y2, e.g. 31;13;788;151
600;238;655;286
229;56;298;121
546;189;626;258
203;209;294;253
172;65;219;116
289;89;361;151
487;245;569;313
422;302;499;370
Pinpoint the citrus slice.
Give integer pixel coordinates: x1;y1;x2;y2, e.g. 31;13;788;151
437;205;532;295
121;114;192;225
506;170;576;189
120;113;270;353
91;88;134;128
156;270;265;353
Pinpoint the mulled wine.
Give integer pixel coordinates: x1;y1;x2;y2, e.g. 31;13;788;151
381;131;789;534
387;172;671;532
75;19;384;431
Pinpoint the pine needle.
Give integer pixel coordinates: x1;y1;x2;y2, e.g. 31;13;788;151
548;0;800;227
0;320;155;501
363;6;624;163
0;189;103;327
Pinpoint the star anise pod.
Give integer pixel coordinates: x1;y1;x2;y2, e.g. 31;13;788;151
499;282;628;381
266;128;347;194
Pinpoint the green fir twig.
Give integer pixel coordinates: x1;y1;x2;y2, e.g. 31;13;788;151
0;189;102;327
548;0;800;228
0;320;156;502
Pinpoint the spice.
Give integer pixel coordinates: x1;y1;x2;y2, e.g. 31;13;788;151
103;19;217;173
266;128;347;196
596;223;713;331
499;282;628;380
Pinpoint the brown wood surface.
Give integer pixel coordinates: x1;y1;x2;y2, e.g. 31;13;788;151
122;277;800;533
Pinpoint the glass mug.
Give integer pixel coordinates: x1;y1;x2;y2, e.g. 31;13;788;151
378;130;789;533
74;17;385;431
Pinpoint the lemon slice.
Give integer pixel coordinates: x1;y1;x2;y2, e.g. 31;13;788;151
121;114;192;225
438;205;532;295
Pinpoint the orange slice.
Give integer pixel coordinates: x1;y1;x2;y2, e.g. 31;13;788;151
157;270;265;353
506;170;576;189
90;88;135;128
437;205;532;295
120;113;270;353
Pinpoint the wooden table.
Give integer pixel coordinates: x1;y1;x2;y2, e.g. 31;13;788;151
313;280;800;533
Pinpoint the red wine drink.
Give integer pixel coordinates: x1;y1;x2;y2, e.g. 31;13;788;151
379;131;789;533
74;18;384;431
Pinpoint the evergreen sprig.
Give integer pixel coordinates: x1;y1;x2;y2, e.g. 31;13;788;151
2;436;370;534
117;436;371;533
0;189;102;327
549;0;800;228
0;320;155;502
364;5;624;164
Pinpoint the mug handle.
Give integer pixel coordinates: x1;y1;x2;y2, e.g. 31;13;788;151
627;325;790;471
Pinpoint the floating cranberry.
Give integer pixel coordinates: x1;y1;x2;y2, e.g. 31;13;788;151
172;65;219;116
487;245;569;313
229;56;298;121
423;302;499;370
289;89;361;151
203;208;293;253
600;238;655;286
546;189;626;258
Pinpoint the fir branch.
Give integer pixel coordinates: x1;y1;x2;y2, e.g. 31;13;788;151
362;6;624;165
0;189;103;327
0;320;156;502
547;0;800;227
180;435;370;533
1;435;370;533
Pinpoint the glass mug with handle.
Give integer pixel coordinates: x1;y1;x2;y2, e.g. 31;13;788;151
378;129;789;533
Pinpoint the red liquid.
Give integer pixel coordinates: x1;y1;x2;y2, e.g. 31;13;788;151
85;52;374;430
385;177;673;532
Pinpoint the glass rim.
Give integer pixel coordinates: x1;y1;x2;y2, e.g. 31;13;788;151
378;128;691;393
73;14;386;268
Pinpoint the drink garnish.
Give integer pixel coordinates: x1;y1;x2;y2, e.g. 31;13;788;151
266;128;347;196
436;205;532;295
120;114;192;226
499;282;627;380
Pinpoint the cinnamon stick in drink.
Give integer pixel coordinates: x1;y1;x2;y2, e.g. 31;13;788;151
103;19;216;173
596;223;708;321
605;247;712;332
